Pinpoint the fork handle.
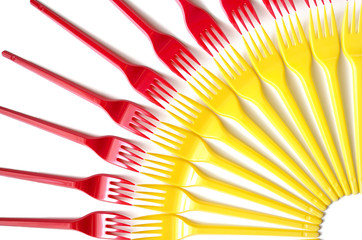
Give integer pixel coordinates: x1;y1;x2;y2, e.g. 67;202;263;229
0;218;74;229
110;0;158;39
352;61;362;193
0;106;91;145
2;51;109;108
0;167;78;189
30;0;132;72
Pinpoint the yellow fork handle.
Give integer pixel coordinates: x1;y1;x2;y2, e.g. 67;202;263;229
300;71;351;195
276;83;342;200
352;61;362;193
224;111;333;205
192;199;319;230
324;64;358;194
213;132;330;212
252;95;336;203
200;169;322;223
191;224;320;237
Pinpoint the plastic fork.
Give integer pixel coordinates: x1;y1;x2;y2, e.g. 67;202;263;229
30;0;176;108
275;10;351;195
0;106;144;171
141;153;323;222
262;0;296;18
122;214;320;239
2;51;158;139
0;168;133;205
188;68;337;204
219;0;260;34
342;1;362;192
175;0;229;55
125;184;320;229
310;3;358;194
153;123;325;217
238;15;341;200
106;0;200;79
0;212;129;240
168;94;329;209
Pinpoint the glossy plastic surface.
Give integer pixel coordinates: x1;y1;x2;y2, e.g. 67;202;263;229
2;51;158;139
0;168;133;205
341;2;362;192
0;106;144;171
219;0;260;33
109;0;200;79
0;212;129;240
153;123;324;219
310;5;358;194
242;26;340;201
29;0;176;108
176;0;229;55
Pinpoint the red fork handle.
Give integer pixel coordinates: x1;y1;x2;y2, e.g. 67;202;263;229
2;51;109;108
0;106;90;145
110;0;159;38
0;167;78;189
0;218;74;229
176;0;194;10
30;0;132;72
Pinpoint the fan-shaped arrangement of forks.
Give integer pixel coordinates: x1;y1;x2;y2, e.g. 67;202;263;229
1;0;361;239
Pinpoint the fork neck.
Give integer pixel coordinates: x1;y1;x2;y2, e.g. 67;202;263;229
175;0;194;12
110;0;159;39
0;168;78;189
0;218;75;230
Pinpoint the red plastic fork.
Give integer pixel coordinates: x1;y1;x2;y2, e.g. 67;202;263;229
0;212;130;240
109;0;200;79
219;0;260;33
175;0;229;56
262;0;296;18
0;106;144;171
2;51;158;139
29;0;176;108
0;168;134;205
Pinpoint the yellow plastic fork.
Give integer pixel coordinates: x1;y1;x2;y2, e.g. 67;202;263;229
131;214;320;239
214;46;338;205
133;184;320;229
142;154;323;222
276;13;350;196
168;94;328;210
310;5;358;194
243;26;341;200
152;123;324;219
342;1;362;192
187;68;334;205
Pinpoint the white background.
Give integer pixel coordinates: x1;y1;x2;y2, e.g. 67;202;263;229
0;0;362;239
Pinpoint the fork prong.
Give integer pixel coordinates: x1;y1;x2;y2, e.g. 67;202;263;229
343;3;349;36
208;28;224;48
169;103;195;121
261;26;278;54
245;0;261;24
316;8;323;38
197;34;213;56
191;76;215;98
149;87;169;104
224;49;244;75
322;6;330;37
330;5;338;36
254;29;271;56
178;52;196;71
239;6;254;28
359;1;362;33
169;61;188;80
309;9;317;39
142;165;172;177
247;32;263;60
202;31;219;53
232;9;247;33
294;13;307;43
135;113;157;128
155;76;177;93
211;25;230;44
167;110;193;128
352;1;356;33
154;81;174;98
145;91;166;109
144;158;174;169
173;57;192;76
288;15;301;44
137;108;159;122
151;139;179;154
175;98;200;116
158;124;186;141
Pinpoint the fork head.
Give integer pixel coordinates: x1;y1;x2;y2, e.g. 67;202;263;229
75;211;130;239
151;32;200;80
309;5;340;63
131;214;192;240
275;14;311;72
86;136;145;171
168;93;227;138
178;0;229;55
78;174;135;205
342;1;362;58
134;184;193;213
103;100;159;139
141;153;200;186
220;0;260;33
152;122;212;162
123;65;177;108
262;0;296;18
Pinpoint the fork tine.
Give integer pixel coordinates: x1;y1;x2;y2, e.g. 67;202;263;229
316;8;323;38
142;165;172;177
145;91;166;109
223;50;244;76
247;33;263;60
169;103;195;121
330;5;338;36
254;30;271;56
158;124;186;141
343;3;349;36
352;1;356;33
202;31;219;53
214;57;234;80
175;98;200;117
144;157;174;169
149;87;169;104
294;13;307;43
137;108;159;122
261;26;278;54
239;6;254;28
167;111;193;128
322;6;330;37
359;1;362;33
245;1;261;24
230;10;244;34
262;0;277;18
151;139;179;154
169;62;188;80
177;52;196;71
135;113;157;128
288;16;300;44
154;81;174;98
173;57;192;76
155;77;177;93
191;76;215;98
211;25;230;44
